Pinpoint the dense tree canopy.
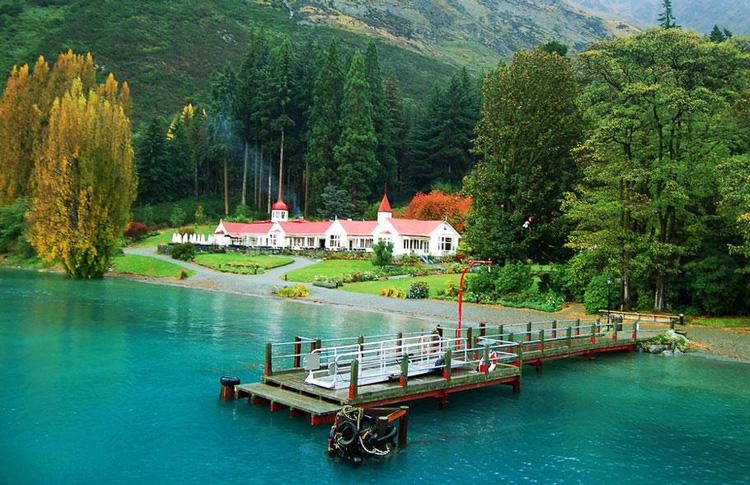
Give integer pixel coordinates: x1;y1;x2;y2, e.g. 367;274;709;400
465;49;582;263
566;29;749;311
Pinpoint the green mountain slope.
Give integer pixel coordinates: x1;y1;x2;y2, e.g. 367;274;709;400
277;0;613;67
0;0;455;121
0;0;619;121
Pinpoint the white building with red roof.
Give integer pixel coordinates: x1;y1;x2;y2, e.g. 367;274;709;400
210;193;460;257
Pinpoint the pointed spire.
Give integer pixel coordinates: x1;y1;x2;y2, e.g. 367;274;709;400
378;193;392;213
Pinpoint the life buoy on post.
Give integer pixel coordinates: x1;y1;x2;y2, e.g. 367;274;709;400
488;351;497;372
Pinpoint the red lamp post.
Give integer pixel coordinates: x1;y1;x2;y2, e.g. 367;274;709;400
457;259;492;342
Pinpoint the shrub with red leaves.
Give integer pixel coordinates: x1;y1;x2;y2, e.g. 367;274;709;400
124;221;149;239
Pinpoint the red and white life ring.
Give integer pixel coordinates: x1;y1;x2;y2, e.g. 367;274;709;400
489;351;498;372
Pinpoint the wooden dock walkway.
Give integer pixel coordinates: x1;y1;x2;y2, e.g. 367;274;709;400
235;318;645;425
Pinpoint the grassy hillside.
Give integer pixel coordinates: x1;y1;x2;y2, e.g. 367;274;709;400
283;0;614;68
0;0;456;122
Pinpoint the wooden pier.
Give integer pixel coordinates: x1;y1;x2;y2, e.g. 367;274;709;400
235;319;644;425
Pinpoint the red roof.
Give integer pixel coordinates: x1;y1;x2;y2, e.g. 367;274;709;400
216;221;273;235
388;219;444;237
279;220;333;235
337;220;378;235
378;194;392;213
272;197;289;211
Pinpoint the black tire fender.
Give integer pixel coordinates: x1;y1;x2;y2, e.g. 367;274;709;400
336;420;358;447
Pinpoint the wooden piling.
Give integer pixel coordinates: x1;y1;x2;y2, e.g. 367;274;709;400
526;321;532;341
264;342;273;377
400;354;409;387
552;320;557;339
398;406;408;447
348;359;359;400
538;329;544;352
566;326;572;348
293;336;301;368
498;324;504;340
443;349;452;380
479;322;486;337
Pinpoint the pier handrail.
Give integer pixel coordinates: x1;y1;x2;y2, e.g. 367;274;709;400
303;336;519;389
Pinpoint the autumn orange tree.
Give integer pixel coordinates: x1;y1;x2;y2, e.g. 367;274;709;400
401;190;471;232
26;77;135;278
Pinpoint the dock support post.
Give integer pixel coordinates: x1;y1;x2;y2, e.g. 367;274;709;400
632;321;637;342
293;336;301;368
498;324;504;340
526;321;532;341
348;359;359;401
590;324;596;344
479;322;486;337
314;338;321;351
538;329;544;352
516;342;523;367
400;354;409;387
575;319;581;337
567;326;572;349
613;320;618;342
398;406;409;447
552;320;557;339
443;349;452;380
264;342;273;377
396;331;403;356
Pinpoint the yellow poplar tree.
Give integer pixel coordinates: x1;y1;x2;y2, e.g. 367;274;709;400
0;50;98;204
26;78;136;278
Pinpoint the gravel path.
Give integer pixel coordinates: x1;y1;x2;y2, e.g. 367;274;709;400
121;247;556;326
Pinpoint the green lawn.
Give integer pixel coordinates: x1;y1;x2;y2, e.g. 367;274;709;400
689;317;750;328
131;225;215;248
194;253;293;274
111;254;194;278
342;274;461;298
285;259;378;282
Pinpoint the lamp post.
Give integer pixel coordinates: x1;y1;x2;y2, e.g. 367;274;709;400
457;260;492;344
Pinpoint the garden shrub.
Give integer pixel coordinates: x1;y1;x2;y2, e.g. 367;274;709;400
584;274;616;314
169;204;186;227
380;287;405;298
179;269;190;280
443;283;458;297
276;284;310;298
372;240;394;267
494;263;533;295
466;267;495;296
171;243;196;261
177;226;195;235
124;221;149;240
406;281;430;299
313;279;342;289
684;255;743;315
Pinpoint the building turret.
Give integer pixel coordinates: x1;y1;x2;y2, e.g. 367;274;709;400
271;197;289;222
377;193;392;224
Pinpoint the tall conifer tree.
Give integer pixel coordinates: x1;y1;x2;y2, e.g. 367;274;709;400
334;50;378;209
306;39;344;216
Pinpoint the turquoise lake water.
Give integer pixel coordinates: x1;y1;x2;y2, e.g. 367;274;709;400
1;269;749;484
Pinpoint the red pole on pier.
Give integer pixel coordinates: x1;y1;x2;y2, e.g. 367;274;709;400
457;260;492;345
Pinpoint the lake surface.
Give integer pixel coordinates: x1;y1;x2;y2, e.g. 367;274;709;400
1;269;749;484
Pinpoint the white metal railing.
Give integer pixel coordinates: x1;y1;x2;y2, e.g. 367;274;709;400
303;335;519;390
